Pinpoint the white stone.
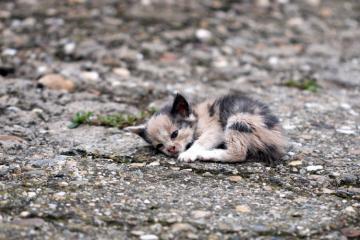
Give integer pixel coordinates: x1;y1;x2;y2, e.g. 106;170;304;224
140;234;159;240
58;181;69;187
23;17;35;27
282;120;296;130
288;151;296;156
20;211;31;217
171;223;196;233
213;58;229;68
37;66;48;75
289;160;302;166
268;56;279;65
64;42;76;54
195;29;212;42
336;126;356;135
148;161;160;167
113;68;130;78
344;206;356;213
287;17;304;27
55;191;66;196
27;192;36;198
191;210;211;219
340;103;351;110
306;165;323;172
81;71;100;81
235;205;251;213
349;110;359;116
49;203;57;209
131;231;145;236
2;48;17;56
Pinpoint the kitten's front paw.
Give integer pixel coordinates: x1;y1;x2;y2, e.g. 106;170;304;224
178;151;198;162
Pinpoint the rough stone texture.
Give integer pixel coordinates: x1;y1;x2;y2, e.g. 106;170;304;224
1;0;360;239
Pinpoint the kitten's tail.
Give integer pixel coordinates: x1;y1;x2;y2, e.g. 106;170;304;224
226;113;287;165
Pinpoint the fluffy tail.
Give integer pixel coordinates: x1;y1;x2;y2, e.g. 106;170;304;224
225;113;287;165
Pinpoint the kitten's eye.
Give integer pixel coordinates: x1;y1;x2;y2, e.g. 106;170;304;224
156;143;164;149
170;130;178;139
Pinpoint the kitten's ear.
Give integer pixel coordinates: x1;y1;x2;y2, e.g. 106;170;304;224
124;125;147;139
171;94;190;118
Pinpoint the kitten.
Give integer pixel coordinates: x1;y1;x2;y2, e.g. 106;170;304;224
126;94;286;164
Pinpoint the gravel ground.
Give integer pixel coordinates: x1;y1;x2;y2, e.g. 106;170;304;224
1;0;360;239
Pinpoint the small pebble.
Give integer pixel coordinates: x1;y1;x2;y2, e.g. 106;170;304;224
336;127;356;135
54;191;66;200
148;161;160;167
81;71;100;81
38;74;76;92
227;176;242;182
191;210;211;219
288;160;302;166
140;234;159;240
195;29;212;42
2;48;17;56
20;211;31;217
64;42;76;54
344;206;356;214
131;231;145;236
27;192;36;198
235;205;251;213
113;68;130;78
58;181;69;187
170;223;196;233
202;172;213;177
322;188;335;194
306;165;323;172
129;163;146;168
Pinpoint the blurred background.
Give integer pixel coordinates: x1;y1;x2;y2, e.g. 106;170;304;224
1;0;359;102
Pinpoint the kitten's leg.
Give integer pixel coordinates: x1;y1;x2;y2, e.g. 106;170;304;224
195;130;249;162
195;149;235;162
178;128;224;162
179;115;254;162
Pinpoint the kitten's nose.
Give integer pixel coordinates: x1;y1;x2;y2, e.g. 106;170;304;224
167;146;178;154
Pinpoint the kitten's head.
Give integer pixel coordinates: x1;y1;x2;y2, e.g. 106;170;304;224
126;94;196;157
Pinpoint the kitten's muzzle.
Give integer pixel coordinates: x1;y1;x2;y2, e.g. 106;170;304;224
167;146;178;155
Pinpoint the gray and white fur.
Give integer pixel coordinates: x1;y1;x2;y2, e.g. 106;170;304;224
126;94;286;164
